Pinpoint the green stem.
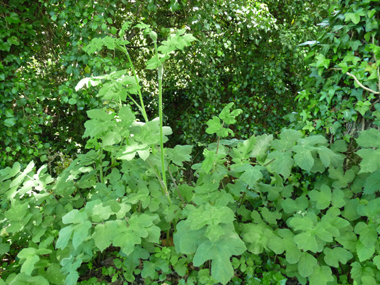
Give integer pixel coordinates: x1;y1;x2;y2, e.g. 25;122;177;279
116;45;148;122
99;148;104;183
153;41;170;204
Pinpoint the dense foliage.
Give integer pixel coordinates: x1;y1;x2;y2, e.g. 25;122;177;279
294;0;380;141
2;0;380;285
0;0;329;169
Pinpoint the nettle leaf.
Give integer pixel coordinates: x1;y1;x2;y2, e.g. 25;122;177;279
308;184;331;210
324;247;353;267
218;102;242;124
166;145;193;166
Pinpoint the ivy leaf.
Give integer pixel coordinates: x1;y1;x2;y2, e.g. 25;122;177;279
344;12;362;25
324;247;353;267
298;252;317;277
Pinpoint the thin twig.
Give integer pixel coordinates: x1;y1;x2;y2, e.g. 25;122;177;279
346;72;380;94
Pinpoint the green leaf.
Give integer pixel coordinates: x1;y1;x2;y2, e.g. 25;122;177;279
267;229;302;264
206;116;222;135
72;221;92;249
324;247;353;267
18;248;40;276
293;231;318;253
356;240;375;262
4;118;16;127
93;221;118;251
56;225;74;250
344;12;361;24
363;169;380;194
193;233;246;285
218;103;242;124
249;134;273;162
7;273;49;285
281;196;308;213
268;151;293;180
308;265;334;285
5;12;21;24
329;167;355;188
354;222;377;248
298;252;317;277
102;131;122;146
166;145;193;166
238;165;263;187
308;184;331;210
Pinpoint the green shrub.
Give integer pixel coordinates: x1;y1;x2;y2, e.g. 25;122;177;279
1;21;380;285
